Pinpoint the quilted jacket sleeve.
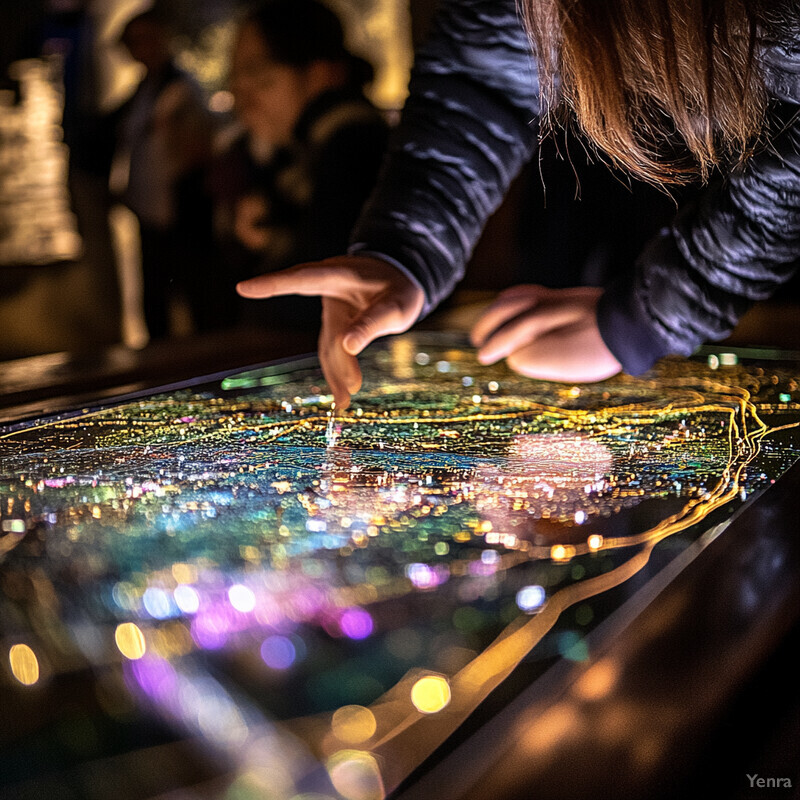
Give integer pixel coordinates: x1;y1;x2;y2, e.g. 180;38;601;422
351;0;800;375
598;103;800;374
349;0;540;315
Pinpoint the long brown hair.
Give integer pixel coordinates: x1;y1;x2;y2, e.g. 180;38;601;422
522;0;784;185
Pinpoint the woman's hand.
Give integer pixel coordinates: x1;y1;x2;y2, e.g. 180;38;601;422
237;255;425;409
470;284;622;382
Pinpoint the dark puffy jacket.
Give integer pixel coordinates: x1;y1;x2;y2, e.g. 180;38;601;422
349;0;800;374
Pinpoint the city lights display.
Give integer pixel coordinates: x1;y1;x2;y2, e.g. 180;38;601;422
2;334;799;798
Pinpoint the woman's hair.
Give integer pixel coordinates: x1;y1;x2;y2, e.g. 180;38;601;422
522;0;791;185
243;0;373;88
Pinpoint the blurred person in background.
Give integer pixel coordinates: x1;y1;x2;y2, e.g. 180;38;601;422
209;0;388;332
117;6;218;341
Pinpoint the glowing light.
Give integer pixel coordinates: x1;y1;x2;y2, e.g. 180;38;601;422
509;434;612;490
587;534;604;550
574;510;586;525
559;630;589;661
331;705;377;744
411;675;451;714
551;544;576;562
406;562;435;588
171;563;196;584
191;609;232;650
115;622;146;660
573;659;618;701
9;644;39;685
414;352;430;365
150;624;193;658
112;581;139;612
130;655;176;701
516;585;546;613
340;608;374;640
174;584;200;614
143;587;173;619
261;635;296;669
326;750;384;800
228;584;256;613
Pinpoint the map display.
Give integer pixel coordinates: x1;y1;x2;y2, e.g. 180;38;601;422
2;333;799;799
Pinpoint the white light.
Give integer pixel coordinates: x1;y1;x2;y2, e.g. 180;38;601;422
516;585;546;613
174;584;200;614
143;587;173;619
228;584;256;613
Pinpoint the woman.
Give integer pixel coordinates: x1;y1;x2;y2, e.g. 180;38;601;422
212;0;388;329
237;0;800;405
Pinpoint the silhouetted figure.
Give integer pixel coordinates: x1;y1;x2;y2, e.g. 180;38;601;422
117;8;217;340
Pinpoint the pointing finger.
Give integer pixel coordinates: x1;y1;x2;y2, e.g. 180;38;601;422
236;262;358;301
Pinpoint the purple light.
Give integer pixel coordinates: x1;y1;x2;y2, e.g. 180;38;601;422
340;607;374;640
191;607;232;650
468;560;497;576
260;635;296;669
288;586;326;620
44;477;74;488
406;562;436;589
130;656;177;702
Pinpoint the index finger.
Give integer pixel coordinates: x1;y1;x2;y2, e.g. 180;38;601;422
320;338;362;411
236;262;355;301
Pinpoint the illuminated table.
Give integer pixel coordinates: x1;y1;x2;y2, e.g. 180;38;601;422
1;333;799;799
